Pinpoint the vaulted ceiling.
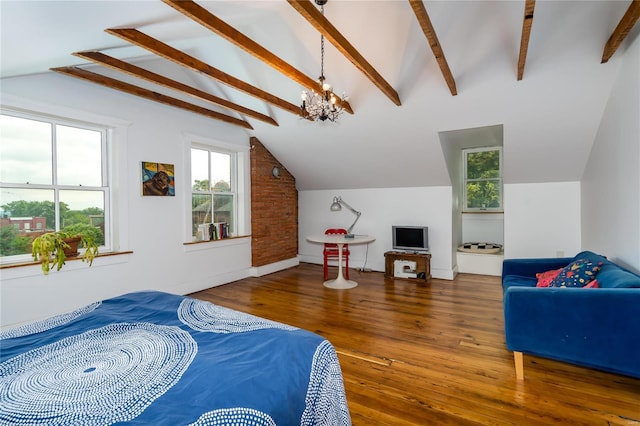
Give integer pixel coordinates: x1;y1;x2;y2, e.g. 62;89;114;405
1;1;638;190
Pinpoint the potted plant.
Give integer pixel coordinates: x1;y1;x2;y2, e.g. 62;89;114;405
31;229;99;275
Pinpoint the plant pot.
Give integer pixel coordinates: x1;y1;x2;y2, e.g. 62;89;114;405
63;236;81;257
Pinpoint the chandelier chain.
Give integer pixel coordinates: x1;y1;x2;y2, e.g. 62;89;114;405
320;4;325;80
320;35;325;80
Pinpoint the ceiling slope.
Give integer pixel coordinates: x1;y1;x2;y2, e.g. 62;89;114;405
1;1;639;190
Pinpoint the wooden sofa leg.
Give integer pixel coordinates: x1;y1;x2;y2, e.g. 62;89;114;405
514;351;524;380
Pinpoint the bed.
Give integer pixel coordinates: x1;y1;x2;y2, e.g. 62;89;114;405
0;291;351;425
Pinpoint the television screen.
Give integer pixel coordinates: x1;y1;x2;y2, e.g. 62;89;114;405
392;226;429;252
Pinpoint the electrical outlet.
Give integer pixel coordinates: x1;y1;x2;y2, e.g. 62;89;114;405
556;250;565;258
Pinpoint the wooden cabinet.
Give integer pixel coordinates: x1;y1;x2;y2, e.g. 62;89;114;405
384;251;431;282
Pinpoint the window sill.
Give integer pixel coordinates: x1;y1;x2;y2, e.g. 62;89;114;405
0;251;133;279
183;235;250;252
462;211;504;215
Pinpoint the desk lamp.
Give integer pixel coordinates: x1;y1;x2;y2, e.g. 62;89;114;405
330;196;361;238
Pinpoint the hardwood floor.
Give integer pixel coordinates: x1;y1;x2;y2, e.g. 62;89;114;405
190;263;640;425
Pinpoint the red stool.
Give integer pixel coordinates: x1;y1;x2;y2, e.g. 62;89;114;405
323;228;350;280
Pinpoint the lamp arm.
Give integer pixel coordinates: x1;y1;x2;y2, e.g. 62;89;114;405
338;198;360;216
337;198;361;235
331;196;362;235
346;211;361;235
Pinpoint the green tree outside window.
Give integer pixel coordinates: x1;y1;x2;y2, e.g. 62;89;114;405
464;148;502;211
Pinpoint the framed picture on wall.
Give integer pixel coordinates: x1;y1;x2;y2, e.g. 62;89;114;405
141;162;175;196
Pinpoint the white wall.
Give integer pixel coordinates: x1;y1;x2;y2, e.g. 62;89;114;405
298;187;455;279
1;73;254;328
581;34;640;273
440;132;463;276
300;183;583;277
503;182;581;259
461;214;504;245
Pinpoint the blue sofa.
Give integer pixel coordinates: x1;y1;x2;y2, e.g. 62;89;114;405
502;250;640;380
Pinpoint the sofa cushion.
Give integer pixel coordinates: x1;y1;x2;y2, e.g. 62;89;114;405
549;258;602;288
597;267;640;288
536;268;563;287
572;251;640;288
502;275;537;291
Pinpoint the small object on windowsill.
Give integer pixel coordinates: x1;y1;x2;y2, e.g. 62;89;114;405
345;234;355;239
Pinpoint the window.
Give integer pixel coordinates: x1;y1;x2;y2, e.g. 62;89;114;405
463;147;502;211
0;111;109;262
190;145;237;240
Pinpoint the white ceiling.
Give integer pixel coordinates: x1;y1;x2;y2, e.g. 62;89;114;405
1;1;638;190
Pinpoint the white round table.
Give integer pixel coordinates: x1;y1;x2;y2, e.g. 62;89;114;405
306;234;376;289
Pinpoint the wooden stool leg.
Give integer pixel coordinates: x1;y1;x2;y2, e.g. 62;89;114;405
514;351;524;380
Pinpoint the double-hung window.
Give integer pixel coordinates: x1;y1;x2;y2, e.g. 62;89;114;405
463;147;503;212
190;145;237;240
0;111;109;262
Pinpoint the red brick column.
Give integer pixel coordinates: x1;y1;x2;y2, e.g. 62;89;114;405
250;136;298;267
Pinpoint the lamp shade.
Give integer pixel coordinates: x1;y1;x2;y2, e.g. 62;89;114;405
330;197;342;211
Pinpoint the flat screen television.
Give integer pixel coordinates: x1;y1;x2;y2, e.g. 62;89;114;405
392;226;429;252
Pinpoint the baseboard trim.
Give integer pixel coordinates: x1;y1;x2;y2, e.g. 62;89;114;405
249;256;300;277
432;267;456;280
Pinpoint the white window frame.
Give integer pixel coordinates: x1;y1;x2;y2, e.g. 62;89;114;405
0;94;131;274
0;109;113;264
462;146;503;212
184;133;250;244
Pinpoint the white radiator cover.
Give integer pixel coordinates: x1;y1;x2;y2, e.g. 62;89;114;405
456;252;503;276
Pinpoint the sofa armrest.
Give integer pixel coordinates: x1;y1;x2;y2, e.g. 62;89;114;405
502;257;572;280
504;287;640;378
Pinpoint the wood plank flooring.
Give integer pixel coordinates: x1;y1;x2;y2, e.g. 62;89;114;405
190;263;640;425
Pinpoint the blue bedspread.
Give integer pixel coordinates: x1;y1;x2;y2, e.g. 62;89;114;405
0;291;351;425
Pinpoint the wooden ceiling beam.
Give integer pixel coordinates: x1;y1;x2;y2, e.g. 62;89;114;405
287;0;401;106
51;66;253;129
162;0;353;114
408;0;457;96
105;27;303;117
601;0;640;63
73;51;278;126
517;0;536;81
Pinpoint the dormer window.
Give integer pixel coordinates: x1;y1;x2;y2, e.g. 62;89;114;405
463;147;503;212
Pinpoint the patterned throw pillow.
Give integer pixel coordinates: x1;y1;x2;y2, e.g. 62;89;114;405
548;259;603;288
536;268;563;287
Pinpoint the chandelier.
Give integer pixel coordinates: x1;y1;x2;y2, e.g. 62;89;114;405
300;0;347;122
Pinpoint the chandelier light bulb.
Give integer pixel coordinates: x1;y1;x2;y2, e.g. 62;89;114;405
322;82;331;92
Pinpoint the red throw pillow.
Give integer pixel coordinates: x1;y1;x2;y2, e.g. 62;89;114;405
584;279;599;288
536;268;563;287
